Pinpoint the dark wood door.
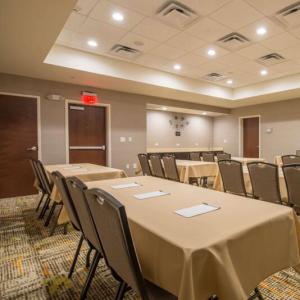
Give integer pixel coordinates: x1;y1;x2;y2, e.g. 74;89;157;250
243;117;259;158
68;104;106;165
0;94;38;198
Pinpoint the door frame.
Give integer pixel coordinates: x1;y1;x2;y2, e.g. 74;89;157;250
238;115;261;158
65;99;112;166
0;91;42;160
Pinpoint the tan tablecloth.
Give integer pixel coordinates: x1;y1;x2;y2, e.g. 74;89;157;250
45;163;127;224
176;160;218;183
231;157;265;165
214;165;288;200
136;160;218;184
86;176;300;300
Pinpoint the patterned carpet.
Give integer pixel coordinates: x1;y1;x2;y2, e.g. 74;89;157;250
0;195;300;300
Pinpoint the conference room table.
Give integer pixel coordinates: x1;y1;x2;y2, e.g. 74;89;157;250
86;176;300;300
45;163;127;224
214;165;288;200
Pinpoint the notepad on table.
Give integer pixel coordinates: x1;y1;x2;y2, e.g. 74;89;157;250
175;203;220;218
111;182;141;189
134;191;169;200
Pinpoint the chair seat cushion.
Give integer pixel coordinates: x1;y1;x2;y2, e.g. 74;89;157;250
145;280;177;300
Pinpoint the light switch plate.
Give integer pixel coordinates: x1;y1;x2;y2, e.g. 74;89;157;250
120;137;126;142
128;137;132;142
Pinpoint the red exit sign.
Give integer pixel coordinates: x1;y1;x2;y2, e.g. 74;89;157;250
81;91;98;104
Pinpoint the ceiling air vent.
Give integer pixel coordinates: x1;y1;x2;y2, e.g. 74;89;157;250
109;44;141;60
256;53;286;66
272;1;300;28
217;32;250;51
156;1;198;29
202;73;227;82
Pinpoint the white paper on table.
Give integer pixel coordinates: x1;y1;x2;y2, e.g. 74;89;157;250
134;190;169;200
111;182;141;189
175;203;220;218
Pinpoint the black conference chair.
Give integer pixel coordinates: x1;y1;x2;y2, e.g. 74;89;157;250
85;188;177;300
29;159;47;212
65;177;106;300
218;160;247;197
281;155;300;165
247;162;282;204
138;153;152;176
282;164;300;214
216;153;231;161
52;171;93;273
150;154;165;178
202;152;215;162
190;152;201;161
162;155;180;182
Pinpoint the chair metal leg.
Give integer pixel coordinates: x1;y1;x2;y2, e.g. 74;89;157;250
86;246;93;268
38;195;50;219
80;252;102;300
68;234;84;279
35;192;45;212
254;287;264;300
115;281;128;300
44;202;57;226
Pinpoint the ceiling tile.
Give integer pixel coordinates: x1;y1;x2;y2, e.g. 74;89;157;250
195;44;229;58
79;18;127;43
218;53;250;66
119;32;158;52
110;0;166;16
290;27;300;39
280;45;300;59
74;0;98;16
244;0;297;16
165;32;206;52
64;12;86;31
198;60;228;73
132;18;179;42
268;60;300;75
210;0;264;30
261;32;300;51
149;44;186;60
134;54;172;69
90;0;144;30
239;18;284;42
56;29;75;45
237;44;274;59
236;60;264;74
186;17;231;42
175;53;207;67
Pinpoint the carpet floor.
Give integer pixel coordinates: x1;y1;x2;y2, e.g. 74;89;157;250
0;195;300;300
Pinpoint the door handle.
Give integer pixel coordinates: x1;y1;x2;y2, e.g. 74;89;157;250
27;146;38;151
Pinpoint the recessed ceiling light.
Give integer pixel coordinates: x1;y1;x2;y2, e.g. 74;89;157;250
202;112;207;115
112;12;124;22
162;106;168;111
87;40;98;47
260;69;268;76
256;26;267;36
173;64;181;70
207;49;216;56
226;79;233;84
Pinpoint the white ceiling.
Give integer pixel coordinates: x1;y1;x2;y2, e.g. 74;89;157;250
56;0;300;88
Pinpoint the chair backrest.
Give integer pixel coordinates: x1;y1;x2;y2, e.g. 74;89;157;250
202;152;215;162
247;162;281;204
138;154;152;176
85;188;149;299
282;155;300;165
218;160;246;196
35;160;52;194
282;164;300;210
150;154;165;178
51;171;81;231
162;155;180;181
190;152;200;161
216;153;231;161
65;177;102;252
29;159;43;192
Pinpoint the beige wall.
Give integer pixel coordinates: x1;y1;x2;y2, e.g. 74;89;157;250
0;73;226;175
147;110;213;149
213;98;300;162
